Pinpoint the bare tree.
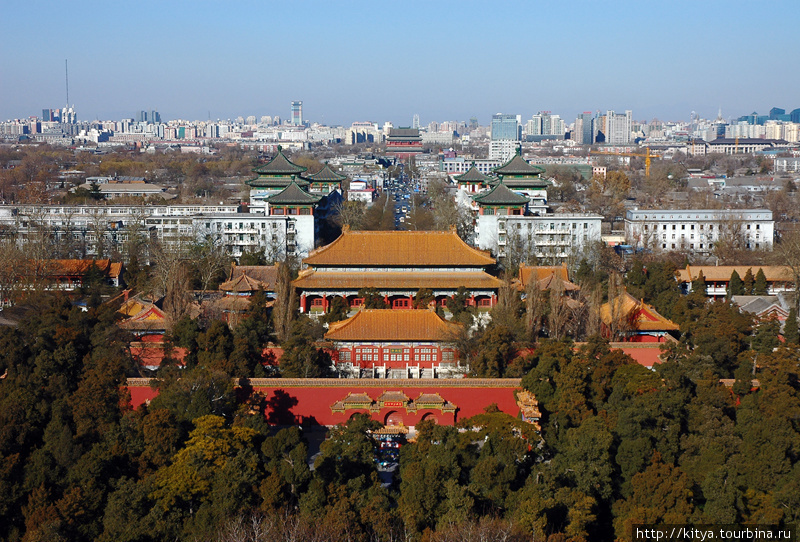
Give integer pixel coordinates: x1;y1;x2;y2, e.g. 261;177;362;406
192;231;230;294
330;200;366;230
272;262;297;343
547;274;570;340
525;278;546;343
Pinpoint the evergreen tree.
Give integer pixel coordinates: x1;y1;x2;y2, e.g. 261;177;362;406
358;287;389;309
785;308;799;345
321;295;349;324
753;268;768;295
728;270;744;298
743;268;755;294
691;270;707;297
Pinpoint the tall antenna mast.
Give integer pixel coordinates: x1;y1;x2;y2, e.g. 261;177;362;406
65;59;69;105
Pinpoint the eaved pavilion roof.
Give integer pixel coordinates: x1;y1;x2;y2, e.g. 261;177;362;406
471;181;529;206
219;273;268;293
306;163;347;183
454;164;493;184
265;180;322;205
246;146;310;188
252;146;307;176
325;309;461;342
493;151;546;177
303;228;496;267
600;292;680;332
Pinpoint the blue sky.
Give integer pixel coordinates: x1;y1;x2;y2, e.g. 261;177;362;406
2;0;799;126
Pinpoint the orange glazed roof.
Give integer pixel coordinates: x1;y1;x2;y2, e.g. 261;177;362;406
50;259;112;275
325;309;461;342
219;273;268;293
677;265;794;283
518;265;569;286
600;292;680;331
303;228;495;267
293;270;502;290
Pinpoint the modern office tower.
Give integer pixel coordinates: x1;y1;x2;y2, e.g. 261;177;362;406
291;101;303;126
573;111;594;144
603;110;632;144
491;113;521;141
137;111;148;123
150;110;161;124
412;114;420;129
770;107;785;120
469;117;479;130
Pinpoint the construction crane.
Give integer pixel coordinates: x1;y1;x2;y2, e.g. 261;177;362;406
589;148;661;177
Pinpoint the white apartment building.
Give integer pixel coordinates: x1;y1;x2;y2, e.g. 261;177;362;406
488;140;520;160
0;203;314;261
477;212;603;264
624;209;774;255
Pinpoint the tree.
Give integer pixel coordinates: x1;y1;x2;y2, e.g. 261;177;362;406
279;318;332;378
691;270;707;297
743;268;755;295
321;296;349;324
753;268;768;295
358;287;389;309
271;262;296;343
191;234;230;294
728;270;744;298
784;308;799;345
413;288;435;309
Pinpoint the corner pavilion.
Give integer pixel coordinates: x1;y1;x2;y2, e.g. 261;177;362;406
293;228;503;313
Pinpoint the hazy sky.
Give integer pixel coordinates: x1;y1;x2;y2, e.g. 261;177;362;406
2;0;799;126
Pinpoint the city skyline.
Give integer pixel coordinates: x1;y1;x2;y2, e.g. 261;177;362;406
2;0;799;125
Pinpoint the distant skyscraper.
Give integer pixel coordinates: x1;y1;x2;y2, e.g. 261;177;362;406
150;110;161;124
291;101;303;126
491;113;521;141
603;110;632;144
412;114;420;129
469;117;478;130
573;111;594;144
42;109;56;122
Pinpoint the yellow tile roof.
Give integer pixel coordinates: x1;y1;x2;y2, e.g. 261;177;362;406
677;265;794;283
303;228;495;267
600;292;679;331
293;270;503;290
325;309;461;342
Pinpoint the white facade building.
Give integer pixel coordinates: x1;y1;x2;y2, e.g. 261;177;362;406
477;212;603;263
624;209;774;255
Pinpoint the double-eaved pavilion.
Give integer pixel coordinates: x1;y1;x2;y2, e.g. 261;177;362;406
246;146;310;207
294;228;503;312
492;149;549;212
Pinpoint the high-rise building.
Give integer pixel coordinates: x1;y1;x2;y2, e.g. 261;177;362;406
412;114;420;129
150;110;161;124
291;101;303;126
603;110;632;144
573;112;594;144
469;117;479;130
491;113;521;141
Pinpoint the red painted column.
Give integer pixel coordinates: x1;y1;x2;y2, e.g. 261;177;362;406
408;295;413;308
322;294;328;311
469;295;476;307
300;294;307;313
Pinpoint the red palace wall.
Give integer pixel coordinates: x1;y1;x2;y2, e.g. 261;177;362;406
126;378;523;427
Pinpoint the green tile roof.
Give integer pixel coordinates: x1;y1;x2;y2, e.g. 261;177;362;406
454;164;493;183
252;146;308;176
472;182;529;206
306;163;347;182
493;153;546;176
265;180;322;205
